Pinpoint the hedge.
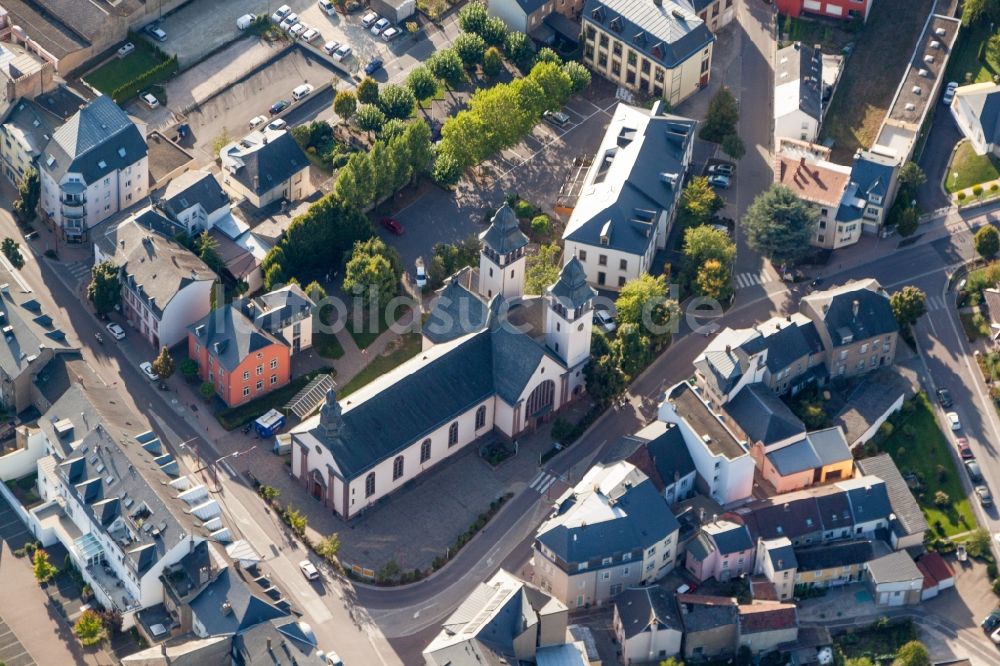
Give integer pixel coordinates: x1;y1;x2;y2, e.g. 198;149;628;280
111;55;179;103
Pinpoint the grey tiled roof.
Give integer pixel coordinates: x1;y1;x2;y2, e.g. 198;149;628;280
423;278;488;345
687;532;713;561
804;280;897;346
840;476;892;526
856;453;928;539
188;306;284;373
866;550;922;584
160;170;230;219
766;427;850;476
741;317;823;374
646;423;696;483
244;284;314;338
222;130;309;196
548;258;596;310
678;595;738;633
794;540;874;572
776;43;823;121
234;619;327;665
850;150;897;201
708;522;753;555
583;0;714;69
614;586;681;639
42;96;147;182
762;539;797;571
1;97;61;161
725;384;804;446
189;568;287;636
480;204;528;255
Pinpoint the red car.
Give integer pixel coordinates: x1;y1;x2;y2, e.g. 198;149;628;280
381;217;404;235
957;437;974;460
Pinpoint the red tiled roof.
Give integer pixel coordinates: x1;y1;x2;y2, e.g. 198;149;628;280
626;445;664;491
775;155;849;207
916;561;936;590
750;576;779;601
917;552;954;585
738;602;798;634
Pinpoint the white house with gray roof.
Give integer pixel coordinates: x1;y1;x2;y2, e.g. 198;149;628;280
612;586;683;663
157;169;232;237
564;101;695;290
220;128;311;209
774;42;825;144
533;461;681;607
292;254;596;520
38;95;148;241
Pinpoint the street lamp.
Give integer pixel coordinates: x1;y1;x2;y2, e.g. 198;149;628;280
195;445;258;492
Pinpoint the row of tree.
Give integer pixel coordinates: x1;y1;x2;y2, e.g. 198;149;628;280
699;88;745;160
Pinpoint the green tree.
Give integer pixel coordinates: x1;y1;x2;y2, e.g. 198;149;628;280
335;152;374;209
562;61;591;94
194;231;221;272
976;224;1000;258
1;238;23;269
584;331;627;406
721;133;745;160
458;0;489;34
481;17;508;46
659;659;685;666
378;84;416;120
427;236;480;287
357;77;380;105
892;202;920;237
742;184;818;266
898;161;926;194
343;238;401;309
699;87;739;142
406;65;438;105
696;258;732;302
525;242;561;294
483;46;503;77
616;274;676;347
32;549;57;583
428;48;466;89
401;119;434;181
433;149;464;186
845;658;874;666
505;31;535;70
966;528;991;558
303;280;327;303
680;176;723;226
962;0;1000;25
453;32;487;67
333;89;357;123
529;60;573;111
379;118;409;142
284;506;308;537
73;610;107;647
151;346;175;380
88;261;121;314
13;168;39;222
315;533;341;562
535;47;562;65
199;381;215;400
684;224;735;266
892;640;930;666
355;104;386;139
614;322;652;377
890;285;927;328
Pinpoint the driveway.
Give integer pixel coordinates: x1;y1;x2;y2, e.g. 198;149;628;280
917;107;962;211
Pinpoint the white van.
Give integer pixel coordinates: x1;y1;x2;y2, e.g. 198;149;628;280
237;14;255;30
292;83;314;101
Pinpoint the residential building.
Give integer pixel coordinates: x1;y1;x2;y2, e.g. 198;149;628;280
951;82;1000;157
677;594;739;660
188;567;287;638
563;101;695;290
612;586;682;664
753;537;797;601
837;149;901;234
232;618;331;665
831;367;908;447
856;453;928;549
799;278;899;379
292;252;596;520
219;128;311;209
237;284;314;354
0;40;53;109
581;0;714;104
187;306;291;408
658;382;755;505
94;209;216;348
0;96;60;186
774;43;825;144
689;0;736;32
533;461;680;607
38;95;148;241
487;0;584;35
775;154;860;249
866;550;923;606
423;569;569;666
793;539;878;589
775;0;874;21
158;169;231;236
624;420;697;505
685;518;754;582
737;601;798;654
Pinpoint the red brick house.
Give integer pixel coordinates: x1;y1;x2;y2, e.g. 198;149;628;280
776;0;873;22
187;306;291;407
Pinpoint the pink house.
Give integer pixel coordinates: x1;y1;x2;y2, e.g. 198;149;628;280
686;519;755;583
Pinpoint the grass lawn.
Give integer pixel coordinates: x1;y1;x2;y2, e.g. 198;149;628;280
84;39;168;95
339;333;421;398
821;0;934;162
834;618;918;663
977;350;1000;382
347;306;411;350
216;370;329;430
417;81;447;111
779;16;853;52
946;141;1000;192
960;308;991;340
881;393;976;538
947;21;998;84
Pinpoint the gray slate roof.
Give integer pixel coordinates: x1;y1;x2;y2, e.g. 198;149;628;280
161;170;230;219
708;522;753;555
725;384;805;446
548;258;596;310
42;95;146;183
806;282;897;346
794;540;874;572
233;619;327;665
423;278;488;345
646;423;696;484
244;284;314;337
740;318;824;374
583;0;714;68
866;550;922;585
776;42;823;121
1;97;62;161
222;130;309;196
762;539;797;571
766;427;851;477
189;568;287;636
841;477;892;525
480;204;529;255
614;586;681;639
678;595;739;633
188;306;284;373
856;453;928;539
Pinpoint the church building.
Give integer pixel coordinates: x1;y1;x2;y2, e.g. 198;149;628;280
290;205;597;520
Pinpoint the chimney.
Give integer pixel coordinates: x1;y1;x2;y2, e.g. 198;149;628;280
699;507;706;522
852;299;860;319
786;315;792;322
712;513;718;524
266;638;272;651
725;345;731;353
783;502;790;512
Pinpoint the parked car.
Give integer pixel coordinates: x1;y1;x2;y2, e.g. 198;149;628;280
947;411;962;430
106;322;126;340
237;14;255;30
371;18;391;34
319;0;337;14
966;459;983;482
299;560;320;581
362;11;380;27
292;84;314;101
323;40;340;55
936;387;953;408
249;115;268;128
272;4;292;21
280;13;299;30
302;28;320;43
289;23;306;38
982;610;1000;633
381;217;404;235
381;26;401;41
333;44;353;61
415;258;427;288
543;110;571;126
943;81;959;105
267;118;287;131
269;99;290;115
117;42;135;57
594;309;616;333
708;174;731;189
992;626;1000;646
364;58;383;75
145;24;167;41
957;544;968;562
977;485;993;507
708;163;735;176
957;437;973;459
141;92;159;109
139;362;160;382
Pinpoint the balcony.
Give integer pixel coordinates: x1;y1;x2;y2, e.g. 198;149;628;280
61;205;85;220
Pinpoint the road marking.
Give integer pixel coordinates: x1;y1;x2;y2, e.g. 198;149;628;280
734;271;774;289
925;295;946;311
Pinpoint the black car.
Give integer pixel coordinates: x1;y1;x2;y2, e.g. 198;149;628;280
364;58;383;75
966;459;983;482
936;387;953;408
269;99;290;115
982;610;1000;633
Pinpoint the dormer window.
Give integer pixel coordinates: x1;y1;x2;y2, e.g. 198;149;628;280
609;16;623;32
591;7;605;22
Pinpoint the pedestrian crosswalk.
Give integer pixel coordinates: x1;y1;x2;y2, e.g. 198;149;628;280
63;260;92;287
734;271;776;289
925;295;946;311
529;471;559;495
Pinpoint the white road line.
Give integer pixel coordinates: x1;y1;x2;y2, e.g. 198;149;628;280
537;476;557;495
528;471;545;489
